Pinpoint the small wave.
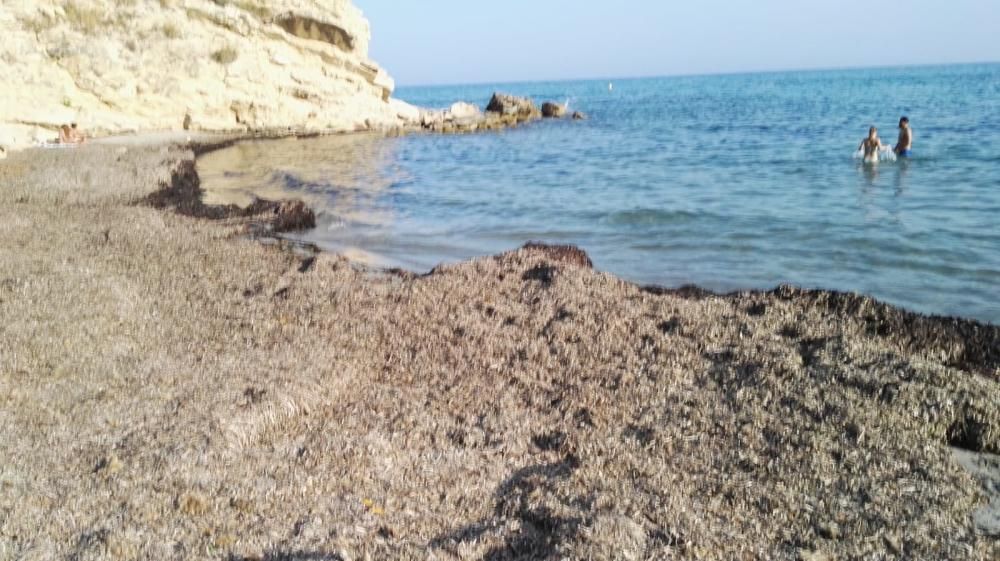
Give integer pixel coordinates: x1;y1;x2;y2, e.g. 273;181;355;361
852;147;896;162
605;208;704;226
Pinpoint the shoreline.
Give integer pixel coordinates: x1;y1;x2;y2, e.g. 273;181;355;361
179;131;997;333
195;133;999;330
2;141;998;559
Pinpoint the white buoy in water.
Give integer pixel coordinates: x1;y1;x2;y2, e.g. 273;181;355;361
608;82;614;91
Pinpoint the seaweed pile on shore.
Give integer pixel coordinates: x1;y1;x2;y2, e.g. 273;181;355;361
0;145;998;560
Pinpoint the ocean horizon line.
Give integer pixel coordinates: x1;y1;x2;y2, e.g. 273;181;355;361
393;59;1000;90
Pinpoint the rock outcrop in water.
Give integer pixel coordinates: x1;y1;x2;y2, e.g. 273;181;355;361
541;101;567;118
411;93;547;134
0;0;420;151
486;92;543;121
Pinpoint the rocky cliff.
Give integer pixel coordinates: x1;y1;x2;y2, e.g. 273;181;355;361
0;0;420;152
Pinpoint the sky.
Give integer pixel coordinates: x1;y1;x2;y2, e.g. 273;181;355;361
355;0;1000;86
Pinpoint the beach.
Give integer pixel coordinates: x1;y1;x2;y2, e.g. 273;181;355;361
1;141;998;560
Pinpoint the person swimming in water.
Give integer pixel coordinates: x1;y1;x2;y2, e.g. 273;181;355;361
894;116;912;157
858;126;885;164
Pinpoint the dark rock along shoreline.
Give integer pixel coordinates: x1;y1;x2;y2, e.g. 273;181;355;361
0;143;998;560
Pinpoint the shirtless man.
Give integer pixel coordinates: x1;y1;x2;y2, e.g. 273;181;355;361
71;123;87;143
859;126;885;164
57;123;86;144
894;116;912;157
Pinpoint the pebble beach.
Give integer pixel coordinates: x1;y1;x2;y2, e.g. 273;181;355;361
1;141;998;560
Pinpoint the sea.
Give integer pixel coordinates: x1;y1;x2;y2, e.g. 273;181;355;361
198;63;1000;325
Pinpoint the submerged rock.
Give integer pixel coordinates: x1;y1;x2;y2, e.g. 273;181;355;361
270;200;317;233
142;159;316;234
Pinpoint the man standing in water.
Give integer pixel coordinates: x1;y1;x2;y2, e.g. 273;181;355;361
894;116;912;157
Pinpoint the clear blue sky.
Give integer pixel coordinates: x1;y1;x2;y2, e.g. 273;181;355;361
355;0;999;86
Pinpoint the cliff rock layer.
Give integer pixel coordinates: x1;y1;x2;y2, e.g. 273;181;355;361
0;0;417;151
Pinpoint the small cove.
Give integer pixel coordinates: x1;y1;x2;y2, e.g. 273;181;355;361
198;64;1000;325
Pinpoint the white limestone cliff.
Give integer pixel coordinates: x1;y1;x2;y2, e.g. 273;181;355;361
0;0;419;152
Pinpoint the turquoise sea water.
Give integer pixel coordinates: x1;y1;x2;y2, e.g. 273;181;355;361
199;64;1000;324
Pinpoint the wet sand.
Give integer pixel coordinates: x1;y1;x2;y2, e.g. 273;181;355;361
1;142;999;560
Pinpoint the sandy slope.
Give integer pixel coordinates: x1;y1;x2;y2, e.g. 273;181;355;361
1;143;999;560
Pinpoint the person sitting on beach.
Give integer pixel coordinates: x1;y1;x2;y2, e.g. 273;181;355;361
858;126;885;164
894;116;912;157
58;125;73;144
58;123;86;145
69;123;86;144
